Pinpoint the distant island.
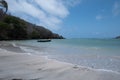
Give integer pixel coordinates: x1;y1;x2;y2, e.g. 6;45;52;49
115;36;120;39
0;14;64;40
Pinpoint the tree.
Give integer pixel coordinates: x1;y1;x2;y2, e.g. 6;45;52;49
0;21;11;40
0;0;8;13
0;0;8;21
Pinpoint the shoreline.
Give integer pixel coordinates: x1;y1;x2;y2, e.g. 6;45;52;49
1;41;120;74
0;49;120;80
0;42;120;80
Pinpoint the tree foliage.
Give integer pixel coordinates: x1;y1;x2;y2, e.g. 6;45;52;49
0;0;8;21
0;21;11;39
0;16;28;40
0;0;8;13
0;13;64;40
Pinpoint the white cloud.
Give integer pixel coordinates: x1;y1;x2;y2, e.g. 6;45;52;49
96;15;103;20
6;0;81;30
35;0;69;18
60;0;81;7
112;1;120;16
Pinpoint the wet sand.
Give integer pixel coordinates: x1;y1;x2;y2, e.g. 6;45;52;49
0;42;120;80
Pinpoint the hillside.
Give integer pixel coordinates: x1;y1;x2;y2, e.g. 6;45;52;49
115;36;120;39
0;14;64;40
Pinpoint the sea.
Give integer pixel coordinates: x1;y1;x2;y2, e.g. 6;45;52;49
9;38;120;73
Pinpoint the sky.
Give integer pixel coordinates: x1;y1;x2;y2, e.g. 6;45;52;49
5;0;120;38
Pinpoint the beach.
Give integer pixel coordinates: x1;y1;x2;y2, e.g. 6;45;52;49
0;41;120;80
1;0;120;79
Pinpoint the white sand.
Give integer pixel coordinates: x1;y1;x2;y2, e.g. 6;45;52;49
0;48;120;80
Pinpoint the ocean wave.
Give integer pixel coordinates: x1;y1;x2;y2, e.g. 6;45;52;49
95;69;120;74
11;42;18;47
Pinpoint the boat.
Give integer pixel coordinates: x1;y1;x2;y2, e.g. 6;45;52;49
37;39;51;42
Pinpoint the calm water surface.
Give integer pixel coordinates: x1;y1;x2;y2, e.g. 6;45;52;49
11;38;120;73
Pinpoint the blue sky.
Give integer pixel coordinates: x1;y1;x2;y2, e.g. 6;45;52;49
6;0;120;38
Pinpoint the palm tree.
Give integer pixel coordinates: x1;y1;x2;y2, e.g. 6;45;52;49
0;0;8;13
0;0;8;21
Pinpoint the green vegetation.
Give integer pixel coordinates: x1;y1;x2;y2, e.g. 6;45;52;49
0;16;28;40
30;31;41;39
0;15;64;40
0;21;10;39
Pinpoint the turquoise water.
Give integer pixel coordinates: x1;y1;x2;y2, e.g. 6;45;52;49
12;38;120;72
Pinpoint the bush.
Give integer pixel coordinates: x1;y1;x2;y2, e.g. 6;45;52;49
0;21;11;40
8;24;28;39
